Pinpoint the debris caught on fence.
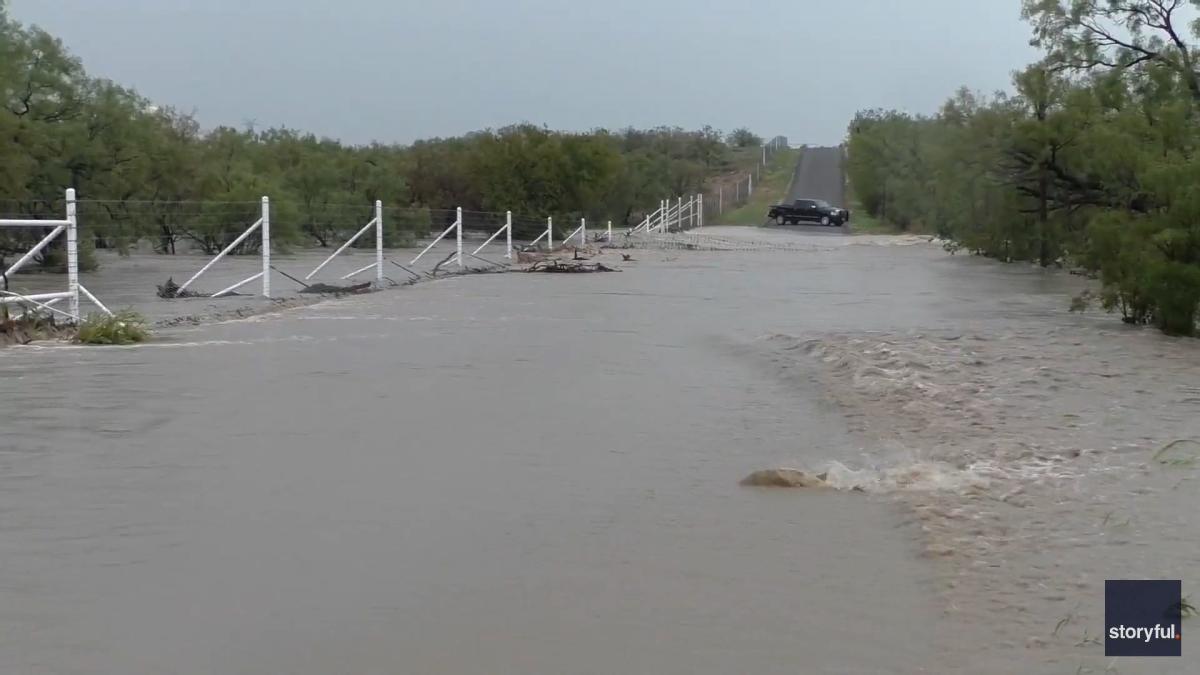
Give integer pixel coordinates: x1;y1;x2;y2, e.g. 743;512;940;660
1;312;71;346
431;250;459;276
156;277;239;299
523;260;619;273
299;281;373;295
516;250;547;264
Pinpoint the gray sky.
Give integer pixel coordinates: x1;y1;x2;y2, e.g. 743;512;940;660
12;0;1037;146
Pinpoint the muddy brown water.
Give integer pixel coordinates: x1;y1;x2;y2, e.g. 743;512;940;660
1;228;1197;674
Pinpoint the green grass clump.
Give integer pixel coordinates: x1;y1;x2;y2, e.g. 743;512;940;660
75;310;150;345
843;182;900;234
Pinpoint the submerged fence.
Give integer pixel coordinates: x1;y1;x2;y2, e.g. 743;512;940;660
0;140;791;319
1;189;113;321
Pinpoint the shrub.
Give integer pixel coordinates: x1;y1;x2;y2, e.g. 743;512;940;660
75;310;150;345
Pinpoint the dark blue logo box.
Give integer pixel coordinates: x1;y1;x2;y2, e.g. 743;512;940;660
1105;580;1183;657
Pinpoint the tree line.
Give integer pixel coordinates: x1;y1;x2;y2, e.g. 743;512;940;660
0;2;766;265
846;0;1200;336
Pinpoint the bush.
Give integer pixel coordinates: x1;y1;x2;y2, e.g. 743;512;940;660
75;310;150;345
1149;262;1200;336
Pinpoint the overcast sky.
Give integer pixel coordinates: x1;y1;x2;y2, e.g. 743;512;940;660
11;0;1038;146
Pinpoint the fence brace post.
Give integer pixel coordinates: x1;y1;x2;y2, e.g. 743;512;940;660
376;200;384;284
261;196;271;298
65;188;79;320
506;211;513;259
456;207;464;268
581;217;586;245
547;216;553;249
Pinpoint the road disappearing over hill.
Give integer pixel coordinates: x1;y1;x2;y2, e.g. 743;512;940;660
787;146;845;206
754;145;849;234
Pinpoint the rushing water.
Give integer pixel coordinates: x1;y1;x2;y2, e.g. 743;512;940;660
1;228;1196;674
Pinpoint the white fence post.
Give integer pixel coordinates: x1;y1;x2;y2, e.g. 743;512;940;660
506;211;513;258
607;220;612;242
749;173;754;197
698;194;704;228
582;217;587;244
547;216;554;249
456;207;464;268
0;190;114;320
261;196;271;298
676;197;682;232
375;200;384;284
65;188;79;320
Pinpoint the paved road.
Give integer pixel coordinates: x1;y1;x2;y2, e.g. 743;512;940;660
766;145;849;234
787;146;845;205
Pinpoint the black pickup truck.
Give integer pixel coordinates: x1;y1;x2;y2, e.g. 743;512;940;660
768;199;849;226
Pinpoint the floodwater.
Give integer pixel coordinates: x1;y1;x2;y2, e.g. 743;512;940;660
1;227;1197;674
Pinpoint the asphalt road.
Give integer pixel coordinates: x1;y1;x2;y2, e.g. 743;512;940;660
787;145;846;205
766;145;849;234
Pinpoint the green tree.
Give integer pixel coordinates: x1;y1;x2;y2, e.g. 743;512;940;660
727;127;763;148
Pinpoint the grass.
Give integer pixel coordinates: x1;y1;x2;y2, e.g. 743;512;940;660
726;146;765;169
843;182;899;234
713;148;802;225
75;310;150;345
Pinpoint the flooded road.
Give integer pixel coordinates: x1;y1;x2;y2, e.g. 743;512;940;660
1;231;1197;673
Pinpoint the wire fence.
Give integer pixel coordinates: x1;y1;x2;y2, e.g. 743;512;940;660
1;203;648;261
1;137;792;322
700;136;790;223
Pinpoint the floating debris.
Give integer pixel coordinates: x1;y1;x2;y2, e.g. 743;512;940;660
156;277;220;299
524;260;619;273
740;468;832;488
299;281;373;295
